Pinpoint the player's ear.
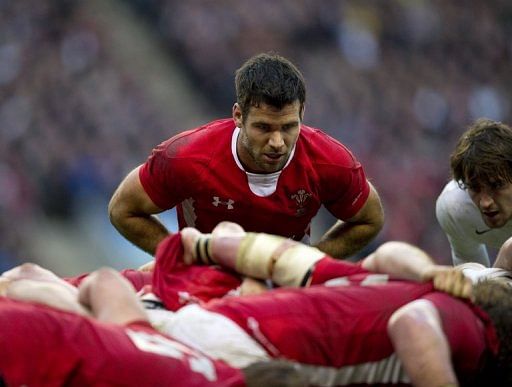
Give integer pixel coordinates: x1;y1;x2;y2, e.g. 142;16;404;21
233;103;243;127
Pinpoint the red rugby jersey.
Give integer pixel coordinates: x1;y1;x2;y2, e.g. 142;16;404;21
139;118;369;241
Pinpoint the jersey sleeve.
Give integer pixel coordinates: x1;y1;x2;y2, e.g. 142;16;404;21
323;162;370;219
435;186;490;266
138;139;186;210
309;257;369;285
139;129;211;210
302;128;370;220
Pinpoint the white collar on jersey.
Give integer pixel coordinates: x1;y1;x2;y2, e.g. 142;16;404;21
231;127;296;197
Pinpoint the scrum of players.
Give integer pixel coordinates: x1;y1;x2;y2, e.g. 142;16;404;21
2;53;512;386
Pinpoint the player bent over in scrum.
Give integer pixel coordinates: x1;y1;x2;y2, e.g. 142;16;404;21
165;223;512;386
2;223;512;386
0;266;306;386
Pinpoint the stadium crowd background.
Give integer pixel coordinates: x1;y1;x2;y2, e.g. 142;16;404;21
1;0;511;275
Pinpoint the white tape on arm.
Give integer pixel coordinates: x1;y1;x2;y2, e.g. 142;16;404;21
272;245;324;287
236;233;324;286
236;233;283;279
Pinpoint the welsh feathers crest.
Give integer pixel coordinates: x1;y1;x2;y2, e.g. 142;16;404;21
291;189;312;216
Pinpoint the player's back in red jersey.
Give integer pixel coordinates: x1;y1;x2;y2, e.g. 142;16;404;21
203;269;492;385
0;297;244;386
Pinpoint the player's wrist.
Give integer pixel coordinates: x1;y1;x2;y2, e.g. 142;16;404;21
419;264;444;282
194;234;214;265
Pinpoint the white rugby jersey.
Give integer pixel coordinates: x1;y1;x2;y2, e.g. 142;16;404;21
436;180;512;266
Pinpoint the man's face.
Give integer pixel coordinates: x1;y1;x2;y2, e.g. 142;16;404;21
233;100;302;173
467;180;512;228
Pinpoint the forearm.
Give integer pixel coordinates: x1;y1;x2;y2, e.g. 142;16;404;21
108;165;169;256
183;225;323;287
315;220;381;259
362;241;435;281
368;244;473;298
111;213;169;256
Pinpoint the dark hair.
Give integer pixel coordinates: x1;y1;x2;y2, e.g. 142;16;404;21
235;53;306;121
450;118;512;190
471;280;512;385
242;360;308;387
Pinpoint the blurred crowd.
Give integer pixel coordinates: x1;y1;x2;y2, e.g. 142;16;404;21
1;0;511;269
0;0;174;269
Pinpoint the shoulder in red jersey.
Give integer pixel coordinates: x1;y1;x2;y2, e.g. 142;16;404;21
139;119;235;209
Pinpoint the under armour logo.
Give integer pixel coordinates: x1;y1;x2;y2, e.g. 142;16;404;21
212;196;234;209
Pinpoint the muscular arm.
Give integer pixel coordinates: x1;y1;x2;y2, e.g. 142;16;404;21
184;223;472;298
181;222;323;288
315;183;384;259
388;300;459;387
361;241;436;281
362;241;472;298
108;166;170;255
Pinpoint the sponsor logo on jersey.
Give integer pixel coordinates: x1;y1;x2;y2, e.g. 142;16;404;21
291;189;312;216
212;196;235;209
475;228;491;235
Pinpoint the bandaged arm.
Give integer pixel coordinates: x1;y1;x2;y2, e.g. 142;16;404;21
195;232;325;287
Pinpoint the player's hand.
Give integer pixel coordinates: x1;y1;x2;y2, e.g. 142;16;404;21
422;265;472;299
180;227;202;265
138;259;155;272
